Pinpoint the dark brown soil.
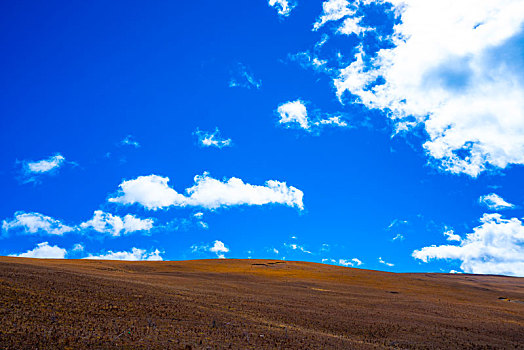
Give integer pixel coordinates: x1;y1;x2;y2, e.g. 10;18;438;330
0;257;523;349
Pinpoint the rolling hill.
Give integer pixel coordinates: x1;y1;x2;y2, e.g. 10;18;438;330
0;257;523;349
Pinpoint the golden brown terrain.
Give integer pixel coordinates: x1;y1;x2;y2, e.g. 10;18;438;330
0;257;523;349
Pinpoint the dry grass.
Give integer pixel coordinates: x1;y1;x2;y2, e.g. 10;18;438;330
0;257;523;349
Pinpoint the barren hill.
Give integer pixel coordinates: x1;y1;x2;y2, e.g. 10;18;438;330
0;257;523;349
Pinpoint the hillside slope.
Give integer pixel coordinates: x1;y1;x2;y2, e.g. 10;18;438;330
0;257;523;349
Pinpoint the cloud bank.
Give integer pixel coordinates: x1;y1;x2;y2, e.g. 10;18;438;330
2;212;74;236
85;248;163;261
413;213;524;276
313;0;524;176
80;210;154;237
109;173;304;210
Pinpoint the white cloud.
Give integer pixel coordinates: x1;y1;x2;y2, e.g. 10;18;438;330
313;0;355;30
229;63;261;89
19;153;67;183
209;240;229;259
331;0;524;176
277;100;310;130
268;0;296;17
194;128;232;149
2;212;74;236
413;213;524;277
80;210;154;237
392;233;404;241
479;193;515;211
108;175;187;210
284;243;312;254
339;258;363;266
378;257;394;267
109;173;304;210
85;248;163;261
289;52;331;73
191;240;229;259
443;230;462;242
10;242;67;259
323;257;363;266
25;154;65;173
387;219;408;229
120;135;140;148
72;243;84;252
277;100;349;131
313;0;371;35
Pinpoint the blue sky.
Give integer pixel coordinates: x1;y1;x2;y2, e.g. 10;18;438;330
2;0;524;276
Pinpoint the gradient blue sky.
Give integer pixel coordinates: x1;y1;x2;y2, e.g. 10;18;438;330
2;0;524;276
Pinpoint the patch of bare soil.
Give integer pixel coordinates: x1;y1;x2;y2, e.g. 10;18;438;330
0;257;523;349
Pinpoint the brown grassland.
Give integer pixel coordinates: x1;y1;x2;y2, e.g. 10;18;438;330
0;257;523;349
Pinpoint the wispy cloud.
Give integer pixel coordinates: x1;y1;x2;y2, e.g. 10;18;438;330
18;153;68;183
120;135;140;148
392;233;404;242
479;193;515;211
229;63;261;90
378;257;394;267
109;173;304;210
194;128;232;149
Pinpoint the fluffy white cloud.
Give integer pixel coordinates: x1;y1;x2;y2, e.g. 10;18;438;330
2;212;74;236
378;257;394;267
479;193;515;211
313;0;524;176
443;230;462;242
277;100;310;130
80;210;154;237
109;173;304;210
413;213;524;276
85;248;163;261
268;0;296;17
9;242;67;259
209;240;229;259
194;128;232;149
108;175;187;210
277;100;349;131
